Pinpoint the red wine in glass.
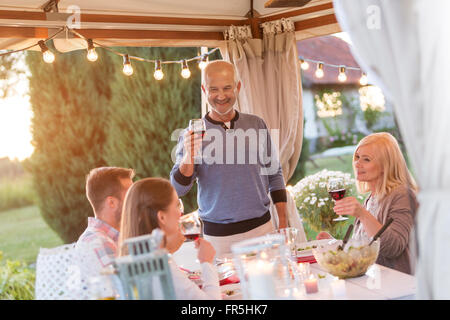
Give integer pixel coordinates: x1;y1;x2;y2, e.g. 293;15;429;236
329;188;346;201
180;212;202;242
327;178;348;221
184;233;200;241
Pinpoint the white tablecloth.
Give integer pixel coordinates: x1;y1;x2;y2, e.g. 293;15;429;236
172;241;417;300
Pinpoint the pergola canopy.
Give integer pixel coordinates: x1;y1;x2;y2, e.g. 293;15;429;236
0;0;340;52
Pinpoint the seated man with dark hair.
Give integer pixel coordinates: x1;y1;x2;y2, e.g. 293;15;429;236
75;167;134;287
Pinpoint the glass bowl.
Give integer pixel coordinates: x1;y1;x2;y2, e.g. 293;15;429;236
312;237;380;279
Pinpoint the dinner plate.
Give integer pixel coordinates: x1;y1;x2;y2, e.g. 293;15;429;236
296;239;333;258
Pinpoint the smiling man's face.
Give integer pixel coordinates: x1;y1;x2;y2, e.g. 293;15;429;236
202;62;241;117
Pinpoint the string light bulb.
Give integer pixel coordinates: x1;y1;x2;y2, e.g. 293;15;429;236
300;58;309;70
198;54;208;70
338;66;347;82
38;40;55;64
359;72;368;86
122;54;133;76
86;39;98;62
315;62;324;78
181;60;191;79
154;60;164;80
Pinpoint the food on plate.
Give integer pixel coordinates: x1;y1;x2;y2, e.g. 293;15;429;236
225;290;235;296
297;245;317;251
221;285;241;299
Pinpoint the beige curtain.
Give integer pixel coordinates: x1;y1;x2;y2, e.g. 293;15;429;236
222;20;306;241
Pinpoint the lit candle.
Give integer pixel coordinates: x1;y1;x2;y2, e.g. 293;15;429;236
247;260;277;299
330;279;346;298
304;274;319;294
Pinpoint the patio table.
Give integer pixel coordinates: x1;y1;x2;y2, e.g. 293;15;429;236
172;241;416;300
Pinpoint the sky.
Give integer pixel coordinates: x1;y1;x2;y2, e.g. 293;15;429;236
0;32;352;162
0;57;33;161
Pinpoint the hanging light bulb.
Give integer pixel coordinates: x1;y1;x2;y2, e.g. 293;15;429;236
154;60;164;80
122;54;133;76
38;40;55;64
315;62;324;78
359;72;368;86
181;60;191;79
300;58;309;70
86;39;98;62
338;66;347;82
198;54;208;70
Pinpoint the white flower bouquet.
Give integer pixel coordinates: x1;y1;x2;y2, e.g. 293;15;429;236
291;169;363;237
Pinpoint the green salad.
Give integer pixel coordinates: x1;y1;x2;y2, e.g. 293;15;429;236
313;243;379;279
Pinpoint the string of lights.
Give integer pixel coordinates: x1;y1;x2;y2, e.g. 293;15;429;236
0;26;368;85
0;26;219;80
299;56;368;86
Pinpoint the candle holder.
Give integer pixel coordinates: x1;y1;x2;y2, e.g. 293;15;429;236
270;227;299;260
304;274;319;294
330;279;346;298
231;234;290;300
296;262;311;283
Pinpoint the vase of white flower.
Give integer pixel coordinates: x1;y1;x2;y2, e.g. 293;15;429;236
291;169;364;238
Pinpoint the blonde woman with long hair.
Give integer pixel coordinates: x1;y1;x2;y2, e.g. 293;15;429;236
317;132;419;274
118;177;221;299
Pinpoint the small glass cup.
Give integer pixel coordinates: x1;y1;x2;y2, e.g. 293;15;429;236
271;227;299;261
89;269;120;300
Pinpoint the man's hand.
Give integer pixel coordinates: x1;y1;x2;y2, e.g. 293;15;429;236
316;231;333;240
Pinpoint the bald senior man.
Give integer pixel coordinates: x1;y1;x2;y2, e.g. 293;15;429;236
170;60;287;256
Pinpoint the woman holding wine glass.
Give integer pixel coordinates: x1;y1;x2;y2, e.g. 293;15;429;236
317;132;418;274
118;177;221;299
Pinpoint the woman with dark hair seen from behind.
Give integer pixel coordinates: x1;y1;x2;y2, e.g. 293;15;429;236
317;132;419;275
118;177;221;299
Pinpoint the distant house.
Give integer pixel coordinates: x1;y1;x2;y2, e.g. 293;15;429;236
296;35;395;153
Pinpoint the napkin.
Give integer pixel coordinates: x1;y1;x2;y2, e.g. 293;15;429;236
219;274;240;286
297;256;317;264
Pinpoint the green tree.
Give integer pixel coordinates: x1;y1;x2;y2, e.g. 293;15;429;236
24;44;113;243
25;45;204;242
0;53;25;99
103;47;202;212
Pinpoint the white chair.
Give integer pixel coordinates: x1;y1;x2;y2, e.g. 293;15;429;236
35;243;89;300
122;229;164;256
114;249;176;300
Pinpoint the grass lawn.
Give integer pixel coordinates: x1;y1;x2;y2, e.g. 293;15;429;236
0;205;63;265
0;155;356;264
305;154;354;177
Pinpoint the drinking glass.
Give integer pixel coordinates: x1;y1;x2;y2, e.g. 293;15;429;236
271;227;299;261
179;211;202;241
89;270;120;300
178;198;184;214
327;177;348;221
189;119;206;137
188;119;205;161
